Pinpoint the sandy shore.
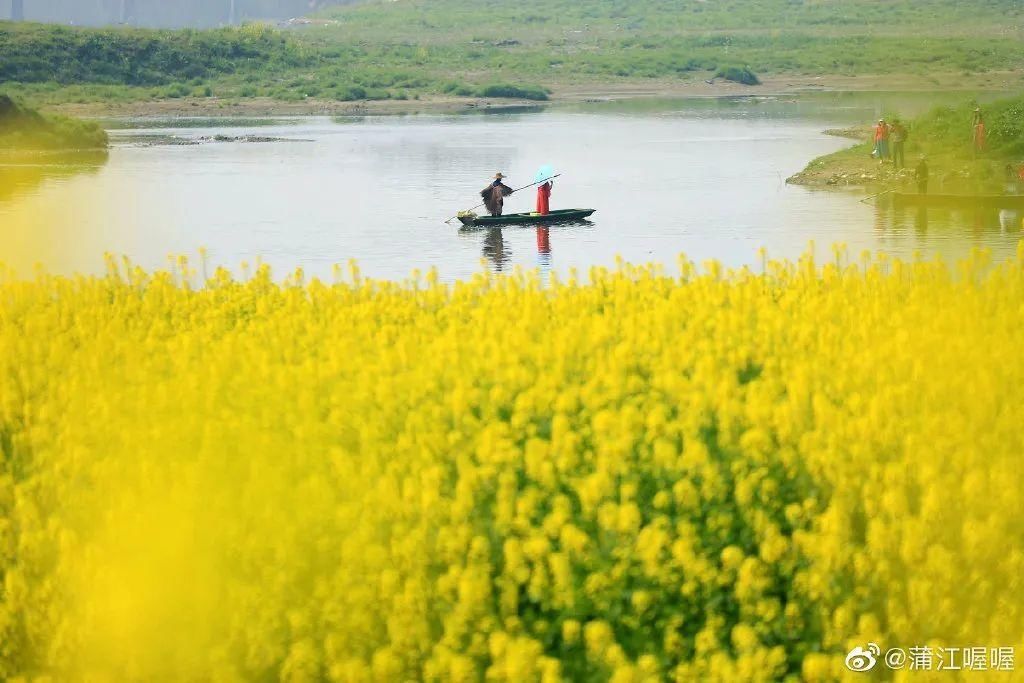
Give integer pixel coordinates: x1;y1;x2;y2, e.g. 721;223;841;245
44;71;1024;119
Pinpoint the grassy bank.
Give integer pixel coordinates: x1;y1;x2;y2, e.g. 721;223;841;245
788;95;1024;192
2;0;1024;106
0;94;107;149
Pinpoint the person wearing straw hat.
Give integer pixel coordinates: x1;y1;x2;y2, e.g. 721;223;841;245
480;172;514;216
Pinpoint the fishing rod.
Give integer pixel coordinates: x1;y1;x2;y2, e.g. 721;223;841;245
444;174;562;224
859;188;895;204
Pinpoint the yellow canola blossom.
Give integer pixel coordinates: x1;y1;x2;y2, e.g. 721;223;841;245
1;248;1023;682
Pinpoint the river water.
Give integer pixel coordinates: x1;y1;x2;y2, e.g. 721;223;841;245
1;93;1019;281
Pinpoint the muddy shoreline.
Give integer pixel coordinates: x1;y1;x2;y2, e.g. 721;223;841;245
43;71;1024;119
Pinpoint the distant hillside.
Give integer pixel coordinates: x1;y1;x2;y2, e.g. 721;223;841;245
2;0;1024;106
318;0;1024;38
306;0;1024;83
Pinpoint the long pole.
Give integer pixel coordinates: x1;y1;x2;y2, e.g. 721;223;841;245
445;174;561;224
858;188;894;204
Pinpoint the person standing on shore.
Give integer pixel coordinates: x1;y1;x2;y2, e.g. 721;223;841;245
890;119;907;170
873;119;890;161
915;156;929;195
973;113;986;158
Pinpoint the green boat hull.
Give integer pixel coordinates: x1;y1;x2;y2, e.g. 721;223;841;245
459;208;596;227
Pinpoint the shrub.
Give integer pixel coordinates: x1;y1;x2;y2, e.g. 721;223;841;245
163;82;191;98
715;65;761;85
477;83;550;100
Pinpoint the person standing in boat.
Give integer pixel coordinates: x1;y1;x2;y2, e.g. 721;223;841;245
481;173;514;216
536;178;553;216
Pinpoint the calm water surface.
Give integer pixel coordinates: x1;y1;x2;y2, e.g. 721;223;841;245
1;93;1020;281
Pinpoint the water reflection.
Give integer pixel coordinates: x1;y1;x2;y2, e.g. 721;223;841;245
536;226;551;273
875;203;1022;253
480;228;510;271
460;220;591;274
0;152;110;273
915;207;928;237
460;222;563;274
0;151;108;203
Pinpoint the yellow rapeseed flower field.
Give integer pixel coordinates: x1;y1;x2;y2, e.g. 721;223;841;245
1;247;1023;682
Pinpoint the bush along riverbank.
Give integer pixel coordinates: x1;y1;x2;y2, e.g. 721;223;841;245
788;95;1024;194
0;94;107;150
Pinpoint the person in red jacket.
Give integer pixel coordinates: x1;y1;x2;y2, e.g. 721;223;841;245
873;119;889;160
536;179;553;215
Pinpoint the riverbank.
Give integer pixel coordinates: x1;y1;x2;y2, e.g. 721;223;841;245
787;135;1010;194
788;93;1024;194
38;71;1024;119
0;95;107;150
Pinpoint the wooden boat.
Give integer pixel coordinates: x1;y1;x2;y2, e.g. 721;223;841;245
891;192;1024;209
458;208;596;227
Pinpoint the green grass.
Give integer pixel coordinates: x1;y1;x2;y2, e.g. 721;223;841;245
0;94;107;149
317;0;1024;40
915;97;1024;159
1;1;1023;106
305;0;1024;82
